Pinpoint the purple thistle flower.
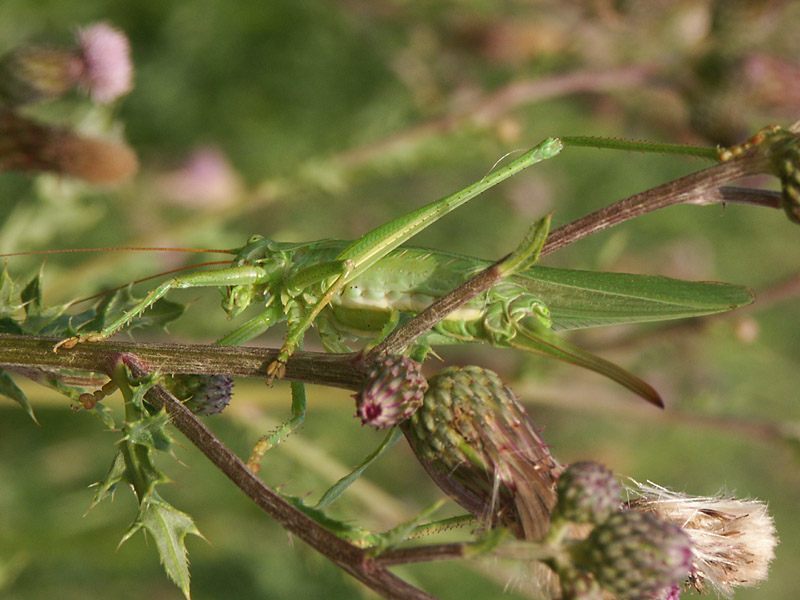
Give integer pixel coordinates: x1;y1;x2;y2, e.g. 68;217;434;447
157;147;242;207
660;583;681;600
355;355;427;429
76;22;133;103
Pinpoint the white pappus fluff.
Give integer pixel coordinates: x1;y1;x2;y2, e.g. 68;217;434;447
626;480;777;596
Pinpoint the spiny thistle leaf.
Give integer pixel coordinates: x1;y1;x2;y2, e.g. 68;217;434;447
125;368;161;413
0;369;37;423
121;408;174;453
88;450;127;510
20;270;43;317
120;492;202;600
0;265;19;315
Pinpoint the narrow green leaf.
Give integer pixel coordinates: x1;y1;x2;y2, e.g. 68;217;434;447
0;370;37;423
314;428;402;510
120;493;202;600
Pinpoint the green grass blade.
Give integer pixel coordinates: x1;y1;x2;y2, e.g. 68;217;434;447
314;428;403;510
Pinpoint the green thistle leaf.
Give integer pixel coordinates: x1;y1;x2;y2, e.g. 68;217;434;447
121;408;174;452
0;369;37;423
88;450;127;510
120;492;202;600
20;270;43;317
0;265;21;318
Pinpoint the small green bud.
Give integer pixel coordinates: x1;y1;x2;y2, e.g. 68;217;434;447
355;355;426;429
402;365;558;540
554;461;621;525
571;510;693;600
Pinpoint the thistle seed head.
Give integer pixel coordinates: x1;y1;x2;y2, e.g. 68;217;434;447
402;365;558;540
355;355;427;429
0;109;138;183
554;461;621;525
570;510;693;600
626;481;778;596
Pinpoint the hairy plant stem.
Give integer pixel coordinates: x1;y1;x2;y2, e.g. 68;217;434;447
541;156;772;257
0;335;366;389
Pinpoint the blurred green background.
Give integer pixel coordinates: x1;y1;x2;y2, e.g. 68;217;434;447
1;1;799;598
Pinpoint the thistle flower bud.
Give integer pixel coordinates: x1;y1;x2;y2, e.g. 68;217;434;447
164;374;233;415
559;573;603;600
570;510;693;600
0;46;80;106
554;461;621;525
626;481;777;595
355;355;426;429
402;365;558;540
0;109;138;183
0;22;132;107
764;127;800;224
